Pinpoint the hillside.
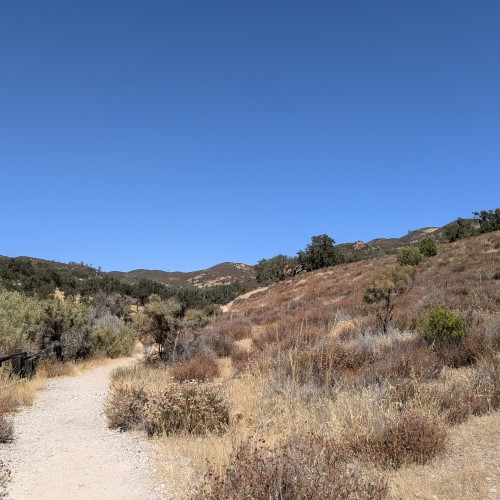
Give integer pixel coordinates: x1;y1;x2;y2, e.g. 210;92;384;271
225;230;499;331
109;262;255;289
338;219;478;261
107;229;500;498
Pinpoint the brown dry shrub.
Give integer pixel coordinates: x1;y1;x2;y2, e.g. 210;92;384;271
230;346;253;373
199;328;233;357
194;434;388;499
143;382;229;436
0;415;14;443
105;385;148;431
433;329;489;368
434;383;490;424
216;318;252;341
349;411;446;468
371;340;443;381
170;352;219;382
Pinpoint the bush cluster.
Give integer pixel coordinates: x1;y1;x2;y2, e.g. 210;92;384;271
106;375;230;437
351;411;446;468
106;385;148;431
143;382;229;436
194;434;387;499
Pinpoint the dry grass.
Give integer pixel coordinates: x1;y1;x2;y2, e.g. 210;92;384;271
390;412;500;499
114;232;500;498
0;367;46;414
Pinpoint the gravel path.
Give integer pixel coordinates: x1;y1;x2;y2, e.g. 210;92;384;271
1;359;168;500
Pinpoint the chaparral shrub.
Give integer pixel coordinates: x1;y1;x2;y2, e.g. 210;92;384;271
420;306;467;346
419;237;438;257
397;246;424;266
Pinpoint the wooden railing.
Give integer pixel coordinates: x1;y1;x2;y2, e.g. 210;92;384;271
0;350;39;379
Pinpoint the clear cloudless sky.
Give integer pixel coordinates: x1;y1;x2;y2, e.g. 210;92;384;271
1;1;499;271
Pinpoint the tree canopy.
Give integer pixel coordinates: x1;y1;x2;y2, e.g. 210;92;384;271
297;234;344;272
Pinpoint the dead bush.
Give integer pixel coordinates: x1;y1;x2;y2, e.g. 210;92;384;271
216;318;252;341
0;416;14;443
349;411;446;468
434;383;490;424
230;346;254;373
143;382;229;436
170;352;219;382
194;434;387;499
371;340;443;381
105;385;148;431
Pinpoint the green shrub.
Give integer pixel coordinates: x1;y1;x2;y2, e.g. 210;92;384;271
444;218;476;242
419;237;438;257
91;315;136;358
397;246;424;266
0;289;43;355
143;382;229;436
420;306;467;346
474;208;500;233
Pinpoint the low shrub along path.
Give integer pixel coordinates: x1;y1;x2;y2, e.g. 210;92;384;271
1;359;167;500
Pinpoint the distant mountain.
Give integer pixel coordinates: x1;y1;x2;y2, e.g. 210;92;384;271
2;217;480;293
109;262;256;289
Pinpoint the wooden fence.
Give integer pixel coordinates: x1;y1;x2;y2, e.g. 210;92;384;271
0;350;39;379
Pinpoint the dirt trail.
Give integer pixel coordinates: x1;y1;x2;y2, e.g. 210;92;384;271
1;359;168;500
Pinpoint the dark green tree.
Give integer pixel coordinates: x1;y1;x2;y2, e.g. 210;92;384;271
397;246;424;266
444;218;476;242
419;237;438;257
473;209;500;233
143;295;183;361
255;255;300;285
297;234;344;272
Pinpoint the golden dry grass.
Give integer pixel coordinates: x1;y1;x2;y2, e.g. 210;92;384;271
113;232;500;498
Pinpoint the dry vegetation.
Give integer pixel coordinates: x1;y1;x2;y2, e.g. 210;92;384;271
105;232;500;498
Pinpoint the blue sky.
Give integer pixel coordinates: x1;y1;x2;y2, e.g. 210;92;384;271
1;1;499;271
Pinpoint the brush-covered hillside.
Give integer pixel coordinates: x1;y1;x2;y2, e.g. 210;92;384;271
107;230;500;499
226;230;499;333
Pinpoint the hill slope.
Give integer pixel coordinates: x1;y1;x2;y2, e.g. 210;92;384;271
109;262;255;289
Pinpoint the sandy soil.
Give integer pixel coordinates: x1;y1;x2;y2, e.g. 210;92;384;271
1;359;169;500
